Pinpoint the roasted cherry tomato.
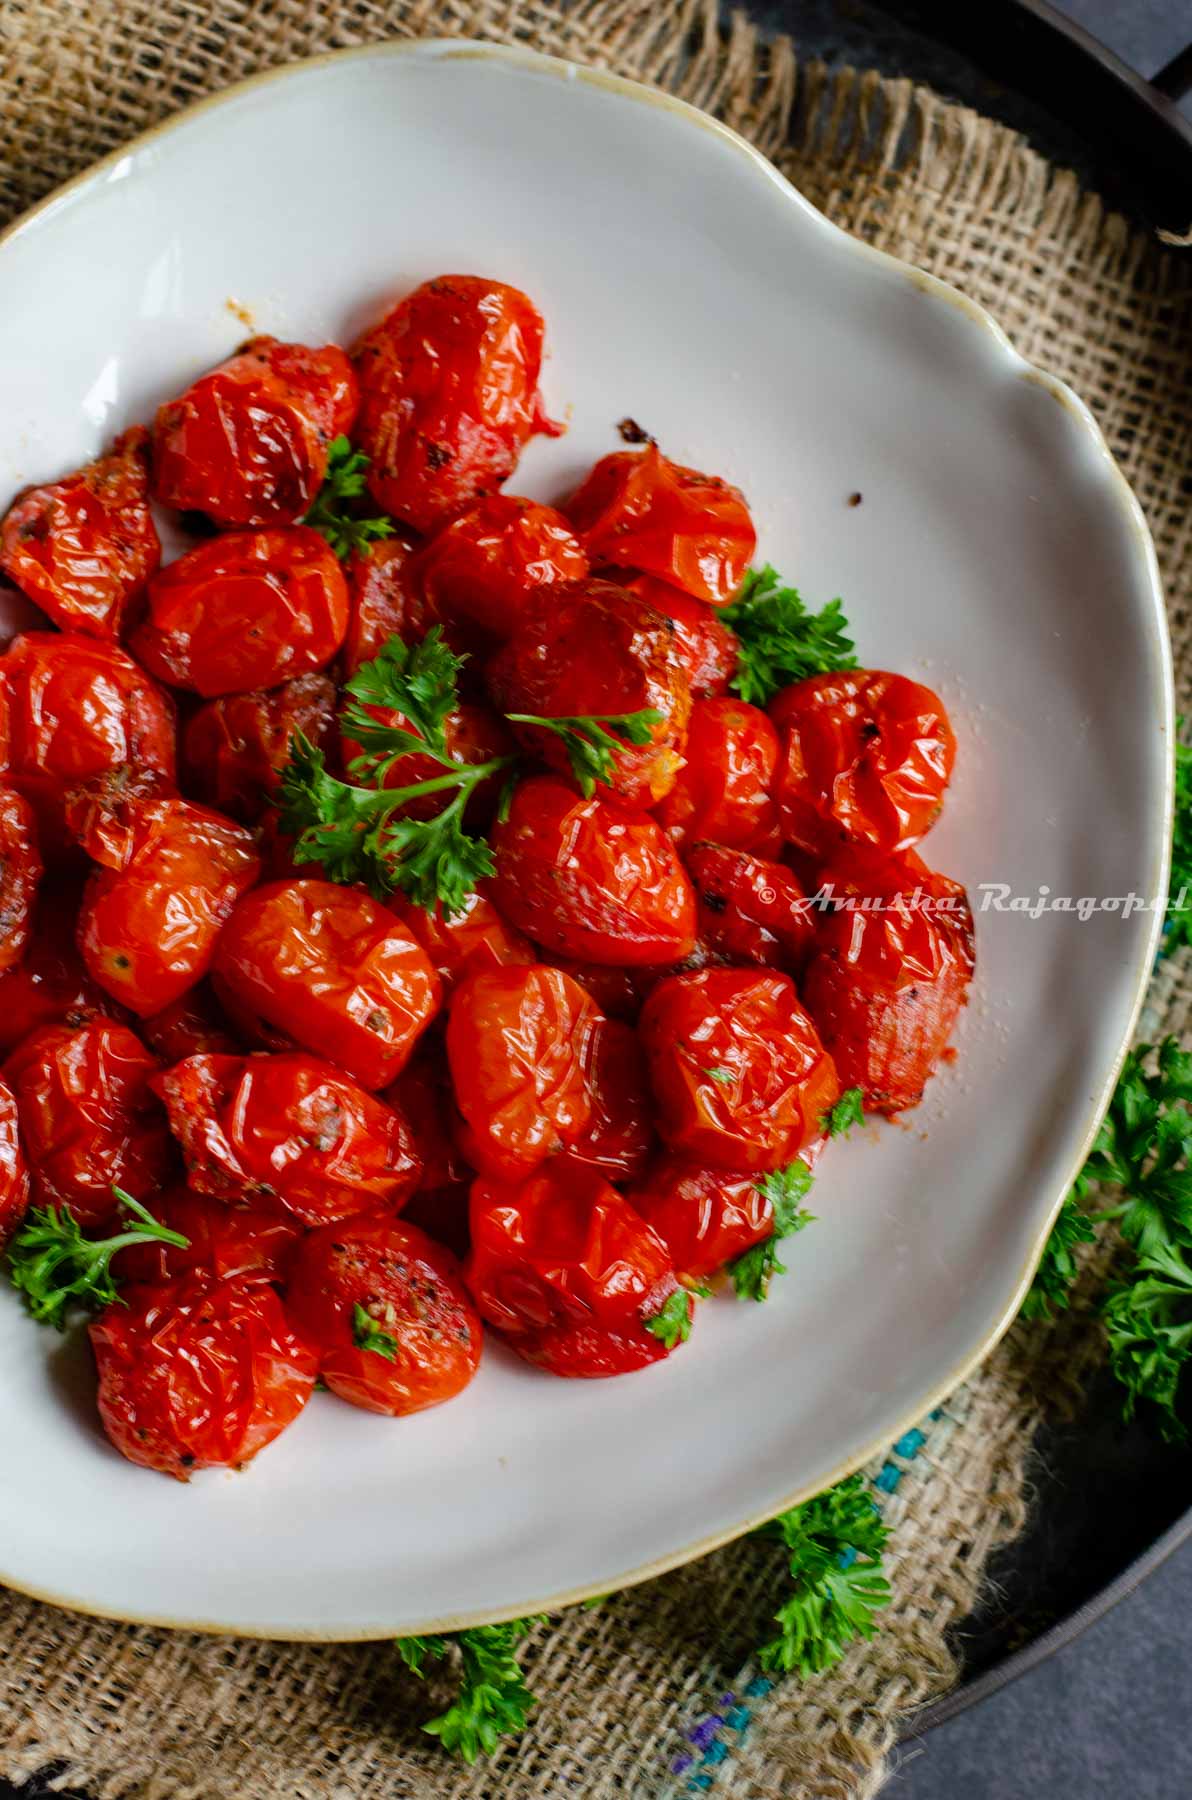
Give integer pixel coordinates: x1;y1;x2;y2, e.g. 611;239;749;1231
342;534;420;677
384;1035;468;1190
563;1017;653;1180
0;880;116;1053
181;673;337;822
0;1073;30;1246
0;632;175;851
4;1019;172;1226
90;1272;316;1479
131;527;349;697
214;879;440;1089
639;968;839;1171
412;494;588;639
800;846;974;1113
78;797;260;1016
447;965;600;1180
352;275;561;533
487;579;691;807
538;952;643;1022
287;1214;482;1415
141;982;242;1063
627;1158;772;1282
657;698;780;851
616;570;738;697
152;335;358;527
341;699;513;823
684;843;814;970
113;1185;303;1286
387;889;533;994
154;1050;420;1223
565;444;755;606
490;776;697;967
465;1162;687;1377
0;428;160;639
770;670;956;858
0;784;41;972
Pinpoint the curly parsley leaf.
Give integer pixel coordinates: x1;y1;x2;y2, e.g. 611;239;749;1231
341;628;464;778
1020;1195;1096;1321
644;1287;693;1349
1080;1041;1192;1259
704;1065;734;1087
301;435;393;561
1102;1239;1192;1440
6;1187;190;1331
396;1619;542;1761
822;1087;864;1138
754;1473;891;1676
1166;724;1192;951
730;1160;816;1303
353;1302;398;1361
504;708;663;799
721;565;856;707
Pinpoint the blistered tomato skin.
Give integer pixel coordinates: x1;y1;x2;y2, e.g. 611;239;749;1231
0;428;160;639
563;1017;654;1181
342;535;420;678
490;776;698;968
152;336;358;527
0;1074;30;1247
182;674;337;822
213;879;441;1089
90;1272;317;1480
657;698;780;851
539;953;643;1022
0;785;42;973
112;1185;303;1287
352;275;562;533
131;527;349;697
684;843;815;971
153;1050;421;1223
487;580;691;807
801;847;974;1114
447;965;600;1181
387;889;534;994
4;1019;172;1227
413;494;588;638
639;968;840;1172
465;1163;687;1377
770;670;956;858
78;798;261;1016
615;571;738;698
628;1158;773;1281
0;882;117;1053
0;632;176;851
287;1215;482;1415
566;444;756;606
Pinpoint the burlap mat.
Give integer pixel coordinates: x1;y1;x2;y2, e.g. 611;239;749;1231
1;3;1190;1796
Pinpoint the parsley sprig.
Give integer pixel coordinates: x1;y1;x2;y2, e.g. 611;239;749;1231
504;709;663;798
353;1302;398;1360
644;1287;694;1349
6;1187;190;1330
730;1160;816;1302
721;565;856;706
1165;723;1192;950
754;1473;891;1675
302;435;392;560
397;1619;543;1761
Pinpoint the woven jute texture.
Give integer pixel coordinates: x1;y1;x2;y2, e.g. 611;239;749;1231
1;2;1190;1797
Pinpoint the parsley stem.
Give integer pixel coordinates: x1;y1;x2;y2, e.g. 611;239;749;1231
331;755;517;820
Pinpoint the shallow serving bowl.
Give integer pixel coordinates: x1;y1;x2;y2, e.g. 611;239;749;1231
0;40;1171;1638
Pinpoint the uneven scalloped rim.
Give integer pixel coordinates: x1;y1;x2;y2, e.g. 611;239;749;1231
0;38;1173;1641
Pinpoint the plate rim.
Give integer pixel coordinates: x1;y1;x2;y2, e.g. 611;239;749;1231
0;35;1174;1641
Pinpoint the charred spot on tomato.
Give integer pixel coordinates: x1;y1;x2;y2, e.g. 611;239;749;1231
424;441;452;470
701;889;729;913
617;418;654;445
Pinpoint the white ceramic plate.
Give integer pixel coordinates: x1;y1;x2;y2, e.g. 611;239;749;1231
0;41;1171;1638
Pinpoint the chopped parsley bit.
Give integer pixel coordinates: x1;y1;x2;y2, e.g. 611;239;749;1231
644;1287;693;1349
721;564;856;707
504;708;663;799
704;1065;735;1086
6;1187;190;1331
396;1618;543;1761
822;1087;865;1138
754;1473;891;1675
730;1161;816;1303
301;435;392;561
353;1302;398;1361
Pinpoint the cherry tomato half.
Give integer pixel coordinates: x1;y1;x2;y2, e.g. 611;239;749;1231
639;968;839;1171
0;880;117;1053
615;570;738;698
153;1050;421;1223
0;1073;30;1247
565;444;755;606
352;275;561;533
656;697;780;851
770;670;956;859
628;1157;772;1282
446;964;599;1181
4;1018;172;1226
412;494;588;639
490;776;697;967
387;888;534;995
214;879;440;1089
112;1185;303;1287
131;527;349;697
90;1272;316;1479
181;673;337;823
78;797;260;1016
800;846;974;1113
684;843;814;971
287;1214;482;1416
0;427;160;639
487;579;691;807
342;534;420;678
0;784;42;973
152;335;358;527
